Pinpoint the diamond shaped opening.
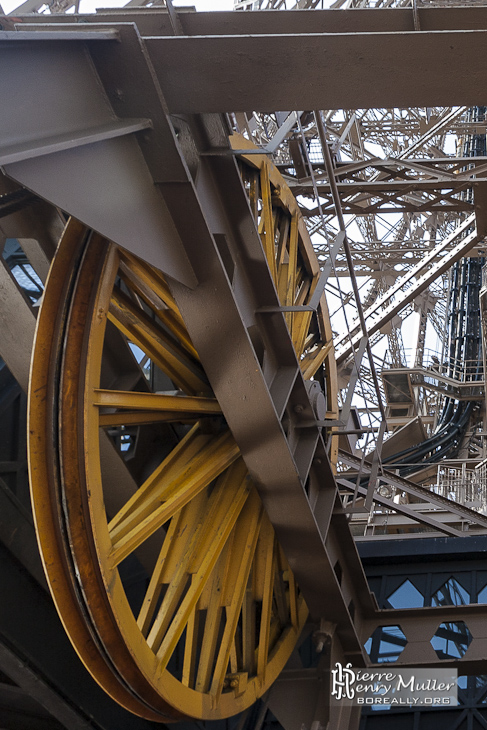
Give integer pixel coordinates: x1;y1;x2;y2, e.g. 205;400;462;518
431;621;472;660
432;577;469;607
388;579;424;609
364;625;407;663
478;584;487;603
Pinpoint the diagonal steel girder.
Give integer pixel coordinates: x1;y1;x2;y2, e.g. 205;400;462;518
337;479;464;538
301;156;487;181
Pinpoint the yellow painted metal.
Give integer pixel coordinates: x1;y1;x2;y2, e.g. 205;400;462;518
118;253;199;360
259;162;278;285
99;411;195;426
94;388;221;413
108;432;240;568
28;136;338;722
231;134;339;430
210;491;263;700
109;287;209;395
256;519;276;686
28;223;167;721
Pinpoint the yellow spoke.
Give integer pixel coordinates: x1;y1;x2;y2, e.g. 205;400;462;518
137;511;183;636
286;557;299;631
148;461;250;663
108;424;204;531
93;389;221;414
276;214;290;270
118;264;198;360
242;575;256;677
291;309;313;359
273;550;289;628
300;340;333;380
229;639;239;674
277;261;289;308
210;489;263;699
182;607;199;688
248;169;259;221
291;270;313;358
118;249;181;317
285;214;299;332
286;216;299;305
137;493;205;636
108;429;240;568
294;271;308;305
99;411;196;427
194;547;229;693
257;519;276;684
276;214;290;307
259;164;278;285
108;286;209;395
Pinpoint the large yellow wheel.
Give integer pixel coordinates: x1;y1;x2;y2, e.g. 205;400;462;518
28;141;336;721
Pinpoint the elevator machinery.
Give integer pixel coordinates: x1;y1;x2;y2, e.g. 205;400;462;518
4;5;487;730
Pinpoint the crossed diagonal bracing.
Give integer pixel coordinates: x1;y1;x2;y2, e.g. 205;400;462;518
290;157;487;217
338;450;487;535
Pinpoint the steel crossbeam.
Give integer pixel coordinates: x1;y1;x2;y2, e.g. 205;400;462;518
381;366;485;400
143;30;487;113
291;157;487;183
362;602;487;671
297;180;481;216
17;12;487;112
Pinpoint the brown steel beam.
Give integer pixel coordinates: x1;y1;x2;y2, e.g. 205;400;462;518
363;605;487;672
0;35;197;288
144;30;487;113
15;17;487;120
295;181;486;193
